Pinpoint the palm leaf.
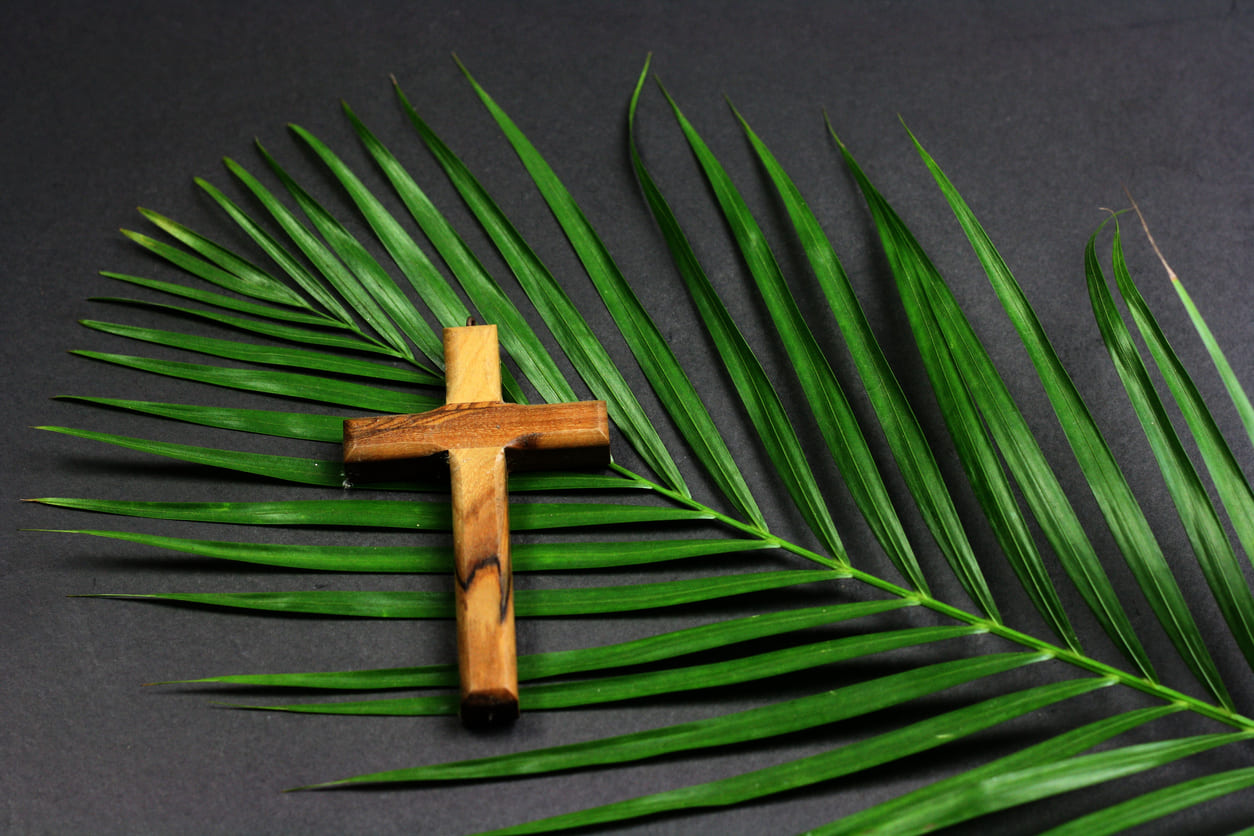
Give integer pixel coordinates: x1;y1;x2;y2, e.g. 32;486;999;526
38;59;1254;834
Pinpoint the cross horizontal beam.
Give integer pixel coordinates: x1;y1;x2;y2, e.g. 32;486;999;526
343;401;610;470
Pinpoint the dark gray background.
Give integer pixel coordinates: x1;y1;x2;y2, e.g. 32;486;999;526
4;1;1253;833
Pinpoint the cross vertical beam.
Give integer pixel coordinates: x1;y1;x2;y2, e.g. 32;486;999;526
342;323;610;728
443;325;516;727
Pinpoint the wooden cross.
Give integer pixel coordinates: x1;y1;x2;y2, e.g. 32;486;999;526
342;323;610;727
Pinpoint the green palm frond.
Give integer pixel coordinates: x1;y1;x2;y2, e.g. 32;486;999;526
36;57;1254;833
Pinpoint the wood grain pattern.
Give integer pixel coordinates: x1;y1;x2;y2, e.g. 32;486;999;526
342;402;610;469
448;445;517;727
444;324;501;404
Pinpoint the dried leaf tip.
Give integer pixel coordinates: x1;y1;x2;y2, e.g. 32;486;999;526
1123;187;1180;284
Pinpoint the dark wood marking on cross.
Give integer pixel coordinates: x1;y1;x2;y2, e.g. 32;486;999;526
342;324;610;728
457;553;501;593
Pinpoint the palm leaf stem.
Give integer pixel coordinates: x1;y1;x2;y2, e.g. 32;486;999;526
821;572;1248;733
607;462;842;570
612;464;1254;733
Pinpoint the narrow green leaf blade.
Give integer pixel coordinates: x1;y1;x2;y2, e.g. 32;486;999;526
46;528;770;574
30;497;710;529
71;350;437;413
57;397;345;442
1130;202;1254;452
175;600;905;690
38;426;347;487
80;319;438;384
902;732;1250;832
91;294;403;358
817;704;1184;836
1172;278;1254;451
1041;765;1254;836
84;569;844;618
100;271;345;328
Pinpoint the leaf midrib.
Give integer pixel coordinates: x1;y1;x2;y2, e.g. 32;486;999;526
612;462;1254;733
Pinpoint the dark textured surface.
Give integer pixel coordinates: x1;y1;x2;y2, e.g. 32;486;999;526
4;1;1253;833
